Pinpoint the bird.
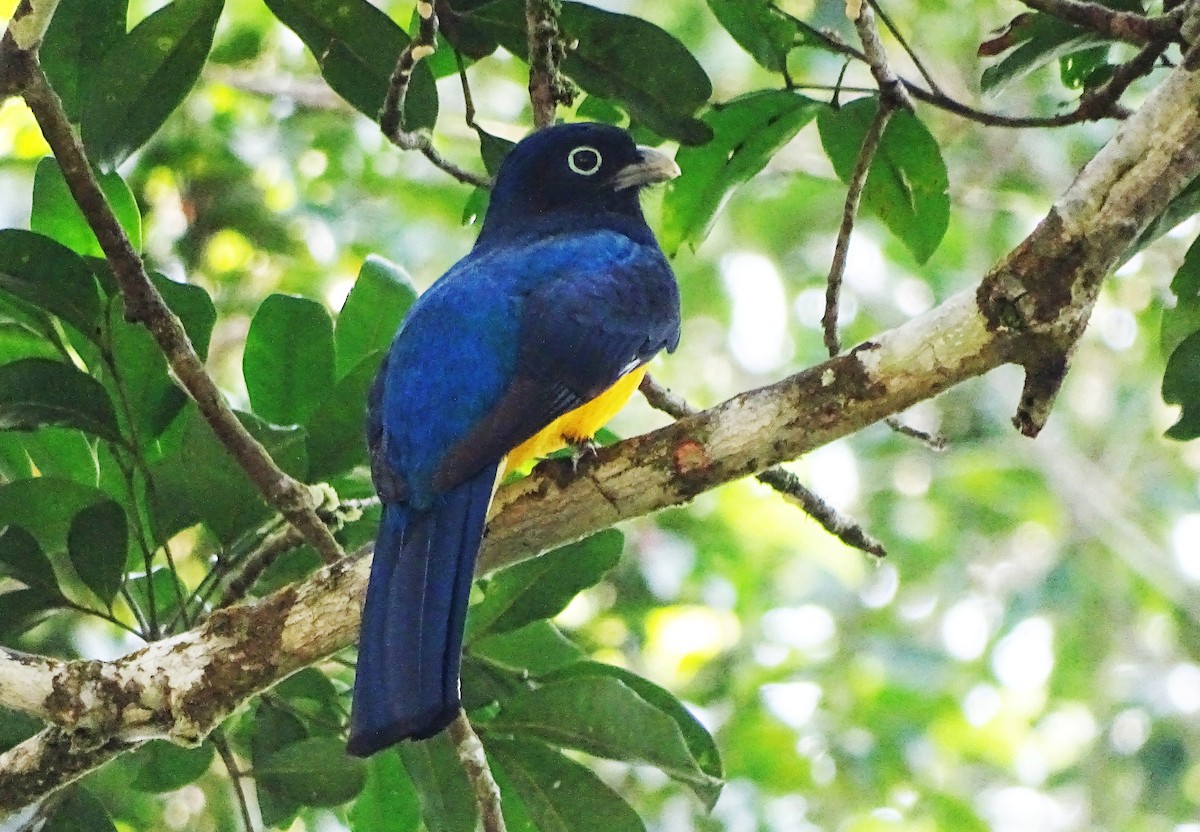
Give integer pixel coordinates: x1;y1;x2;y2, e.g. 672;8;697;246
347;122;682;756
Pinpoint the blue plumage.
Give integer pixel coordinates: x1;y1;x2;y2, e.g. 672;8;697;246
348;123;682;755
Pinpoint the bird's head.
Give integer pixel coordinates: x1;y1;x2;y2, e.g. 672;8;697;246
477;122;680;246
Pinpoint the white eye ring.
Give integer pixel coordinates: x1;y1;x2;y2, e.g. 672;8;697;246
567;145;602;175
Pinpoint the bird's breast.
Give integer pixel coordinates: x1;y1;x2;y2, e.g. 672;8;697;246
503;366;648;474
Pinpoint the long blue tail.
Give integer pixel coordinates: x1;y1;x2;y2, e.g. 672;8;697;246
347;463;498;755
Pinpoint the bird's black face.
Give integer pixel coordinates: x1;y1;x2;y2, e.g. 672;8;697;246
478;123;679;243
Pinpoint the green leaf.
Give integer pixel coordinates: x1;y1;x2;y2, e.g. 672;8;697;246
818;97;950;264
467;529;623;641
0;587;66;638
1162;234;1200;359
981;13;1101;94
0;358;121;442
490;674;723;809
398;734;479;832
0;428;99;485
39;0;128;121
1163;330;1200;440
304;350;378;480
31;157;142;257
81;0;225;168
250;701;308;828
149;407;308;543
1059;45;1111;90
476;128;515;177
469;1;712;144
273;667;344;731
245;294;335;425
1135;174;1200;257
335;256;416;379
257;736;367;806
706;0;797;72
0;525;59;594
67;500;128;608
0;478;110;554
662;90;824;255
43;787;117;832
351;750;422;832
0;321;60;365
0;229;103;339
470;620;585;675
263;0;438;129
154;273;218;360
130;739;215;792
103;273;216;443
549;662;723;787
487;737;646;832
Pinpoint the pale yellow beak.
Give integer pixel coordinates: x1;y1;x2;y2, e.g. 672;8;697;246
612;145;681;190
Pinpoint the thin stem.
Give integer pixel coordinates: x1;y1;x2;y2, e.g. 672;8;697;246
756;467;885;556
457;49;478;129
447;713;507;832
869;0;942;95
212;730;257;832
823;100;893;356
61;598;144;638
379;0;439;143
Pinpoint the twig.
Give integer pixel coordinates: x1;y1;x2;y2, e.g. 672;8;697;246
525;0;575;128
376;2;492;188
755;467;885;556
212;730;257;832
447;713;507;832
217;525;306;608
801;20;1143;129
1071;35;1174;121
0;0;59;99
1018;0;1183;45
883;416;946;450
12;63;346;566
457;50;478;129
639;374;886;557
420;144;492;188
822;100;892;356
869;0;941;96
849;2;913;112
380;0;439;146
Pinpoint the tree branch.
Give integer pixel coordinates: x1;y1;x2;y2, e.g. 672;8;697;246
640;374;886;557
4;54;346;566
7;0;1200;817
6;38;1200;804
1018;0;1183;45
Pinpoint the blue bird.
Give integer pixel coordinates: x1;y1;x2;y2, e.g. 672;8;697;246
347;122;682;755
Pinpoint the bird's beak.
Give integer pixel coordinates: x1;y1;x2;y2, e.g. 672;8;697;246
612;145;681;190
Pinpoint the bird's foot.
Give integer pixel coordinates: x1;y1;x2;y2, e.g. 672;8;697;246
567;437;600;472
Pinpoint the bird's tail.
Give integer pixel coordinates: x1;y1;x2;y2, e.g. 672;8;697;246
347;463;498;756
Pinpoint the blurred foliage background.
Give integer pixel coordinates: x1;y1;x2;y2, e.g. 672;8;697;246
2;0;1200;830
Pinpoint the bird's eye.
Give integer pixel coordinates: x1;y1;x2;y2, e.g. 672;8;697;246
567;145;602;176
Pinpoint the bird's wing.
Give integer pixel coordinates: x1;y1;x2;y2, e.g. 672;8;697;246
428;230;680;492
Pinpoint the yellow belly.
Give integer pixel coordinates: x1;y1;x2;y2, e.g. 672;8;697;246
503;366;647;475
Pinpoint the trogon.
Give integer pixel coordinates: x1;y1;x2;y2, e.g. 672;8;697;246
348;122;682;756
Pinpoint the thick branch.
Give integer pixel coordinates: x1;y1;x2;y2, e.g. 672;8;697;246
6;6;1200;818
525;0;574;128
1019;0;1182;45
